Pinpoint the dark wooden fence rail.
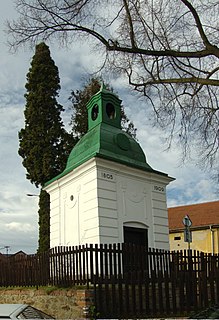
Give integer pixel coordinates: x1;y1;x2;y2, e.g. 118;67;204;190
0;244;219;318
0;244;219;287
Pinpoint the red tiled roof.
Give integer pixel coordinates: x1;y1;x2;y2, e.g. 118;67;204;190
168;200;219;230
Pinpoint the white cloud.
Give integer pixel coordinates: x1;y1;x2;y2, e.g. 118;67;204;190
5;222;35;233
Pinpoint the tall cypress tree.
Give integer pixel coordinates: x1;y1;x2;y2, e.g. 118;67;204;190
69;77;137;139
19;42;74;253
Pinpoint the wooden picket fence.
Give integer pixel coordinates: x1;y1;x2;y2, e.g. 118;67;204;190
0;244;219;318
94;247;219;318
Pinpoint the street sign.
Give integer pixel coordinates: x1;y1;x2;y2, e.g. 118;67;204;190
183;215;192;248
184;227;192;243
182;215;192;227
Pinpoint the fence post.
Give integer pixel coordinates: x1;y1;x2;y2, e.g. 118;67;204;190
199;252;208;308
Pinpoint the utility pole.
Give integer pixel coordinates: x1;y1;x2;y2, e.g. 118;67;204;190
0;246;10;256
5;246;10;256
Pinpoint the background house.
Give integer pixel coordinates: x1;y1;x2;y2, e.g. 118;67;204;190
0;250;27;259
168;200;219;253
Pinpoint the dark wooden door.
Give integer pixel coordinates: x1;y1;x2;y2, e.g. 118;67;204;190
124;226;148;248
123;226;148;272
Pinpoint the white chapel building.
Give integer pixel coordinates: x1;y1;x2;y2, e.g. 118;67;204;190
44;85;174;250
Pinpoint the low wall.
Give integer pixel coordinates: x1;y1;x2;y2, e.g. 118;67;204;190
0;287;94;319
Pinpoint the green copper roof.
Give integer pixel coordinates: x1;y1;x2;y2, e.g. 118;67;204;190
45;85;164;186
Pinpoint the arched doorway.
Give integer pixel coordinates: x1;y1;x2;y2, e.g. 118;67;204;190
123;226;148;248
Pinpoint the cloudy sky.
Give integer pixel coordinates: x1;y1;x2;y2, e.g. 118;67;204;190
0;1;218;254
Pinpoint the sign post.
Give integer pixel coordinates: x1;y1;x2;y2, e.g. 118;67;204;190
182;215;192;250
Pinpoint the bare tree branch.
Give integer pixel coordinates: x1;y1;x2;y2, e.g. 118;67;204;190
5;0;219;173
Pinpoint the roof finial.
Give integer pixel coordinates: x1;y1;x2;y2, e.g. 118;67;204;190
100;81;107;91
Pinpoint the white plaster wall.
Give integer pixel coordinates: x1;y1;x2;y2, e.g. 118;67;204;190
45;159;100;248
116;174;152;245
96;170;118;244
45;157;173;250
151;179;170;250
95;159;172;250
49;189;60;248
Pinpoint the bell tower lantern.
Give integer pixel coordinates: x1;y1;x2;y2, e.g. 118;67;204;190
87;84;121;130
